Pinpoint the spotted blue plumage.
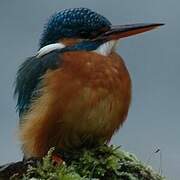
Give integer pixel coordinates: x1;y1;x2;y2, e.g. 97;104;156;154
39;8;111;48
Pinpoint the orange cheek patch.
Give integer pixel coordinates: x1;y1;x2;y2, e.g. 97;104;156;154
60;38;82;46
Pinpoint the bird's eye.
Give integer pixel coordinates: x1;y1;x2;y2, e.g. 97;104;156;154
79;29;101;39
79;30;90;38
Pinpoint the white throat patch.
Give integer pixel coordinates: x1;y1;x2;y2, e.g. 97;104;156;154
94;40;117;56
37;43;65;58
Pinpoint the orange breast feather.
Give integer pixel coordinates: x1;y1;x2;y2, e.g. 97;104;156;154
20;51;131;157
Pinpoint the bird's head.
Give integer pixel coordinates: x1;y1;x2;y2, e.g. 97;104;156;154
38;8;163;57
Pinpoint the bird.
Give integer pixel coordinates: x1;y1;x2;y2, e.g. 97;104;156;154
14;8;163;159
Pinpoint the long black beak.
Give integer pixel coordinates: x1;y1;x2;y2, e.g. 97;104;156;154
96;23;164;41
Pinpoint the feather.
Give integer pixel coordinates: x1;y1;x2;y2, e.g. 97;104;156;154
94;40;117;56
37;43;65;58
14;51;62;117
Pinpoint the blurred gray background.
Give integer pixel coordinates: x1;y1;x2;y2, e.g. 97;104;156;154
0;0;179;179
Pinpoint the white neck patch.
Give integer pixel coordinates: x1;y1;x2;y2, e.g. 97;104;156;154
36;40;117;58
36;43;65;58
94;40;117;56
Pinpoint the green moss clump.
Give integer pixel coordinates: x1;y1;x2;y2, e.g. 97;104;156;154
20;145;165;180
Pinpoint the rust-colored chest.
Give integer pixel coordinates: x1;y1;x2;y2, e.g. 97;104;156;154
20;51;131;157
44;51;132;146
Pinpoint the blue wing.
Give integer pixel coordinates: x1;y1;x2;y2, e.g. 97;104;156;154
14;51;62;117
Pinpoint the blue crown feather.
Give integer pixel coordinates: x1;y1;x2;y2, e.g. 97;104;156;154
39;8;111;48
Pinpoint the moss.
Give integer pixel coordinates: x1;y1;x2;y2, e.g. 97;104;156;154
17;145;165;180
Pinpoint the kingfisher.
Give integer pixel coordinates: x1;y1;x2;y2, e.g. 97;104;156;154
14;8;163;159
